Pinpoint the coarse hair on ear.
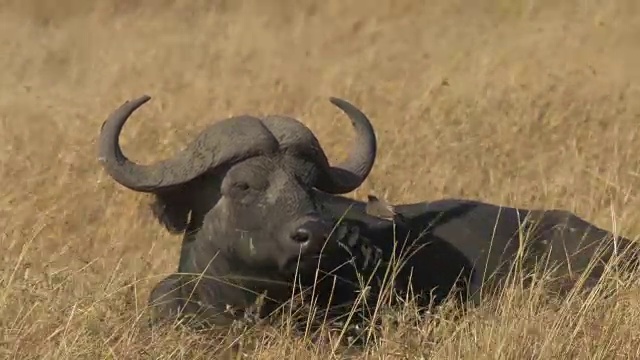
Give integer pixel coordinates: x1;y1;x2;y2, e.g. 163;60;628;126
149;192;191;234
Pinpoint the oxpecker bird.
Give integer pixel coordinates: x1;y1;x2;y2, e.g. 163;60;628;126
365;194;408;224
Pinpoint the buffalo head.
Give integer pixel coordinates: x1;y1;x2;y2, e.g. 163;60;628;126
98;95;378;326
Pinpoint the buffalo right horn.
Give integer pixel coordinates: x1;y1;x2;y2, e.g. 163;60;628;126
258;97;378;195
314;97;378;194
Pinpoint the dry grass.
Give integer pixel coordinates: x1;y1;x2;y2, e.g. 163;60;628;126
2;0;640;358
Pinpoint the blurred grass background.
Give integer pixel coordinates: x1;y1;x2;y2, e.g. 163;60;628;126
1;0;640;358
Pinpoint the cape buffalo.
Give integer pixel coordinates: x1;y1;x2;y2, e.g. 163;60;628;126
98;95;638;340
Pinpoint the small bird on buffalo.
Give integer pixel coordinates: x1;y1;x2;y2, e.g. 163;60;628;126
365;194;408;224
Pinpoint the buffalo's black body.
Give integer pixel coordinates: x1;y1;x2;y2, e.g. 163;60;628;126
98;95;639;341
322;193;640;304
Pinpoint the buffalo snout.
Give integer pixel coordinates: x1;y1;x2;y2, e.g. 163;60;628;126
289;219;332;248
279;217;333;273
290;227;313;244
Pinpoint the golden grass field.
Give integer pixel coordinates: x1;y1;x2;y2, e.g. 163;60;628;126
2;0;640;358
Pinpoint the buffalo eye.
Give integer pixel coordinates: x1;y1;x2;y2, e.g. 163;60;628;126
233;181;250;191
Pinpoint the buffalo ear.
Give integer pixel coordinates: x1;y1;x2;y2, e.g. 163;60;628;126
149;193;191;234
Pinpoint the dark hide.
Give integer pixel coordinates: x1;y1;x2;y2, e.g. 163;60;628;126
318;193;640;304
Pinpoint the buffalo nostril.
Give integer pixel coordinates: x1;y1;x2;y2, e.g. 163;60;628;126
291;228;312;244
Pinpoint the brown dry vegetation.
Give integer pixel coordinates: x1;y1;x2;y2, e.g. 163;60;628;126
2;0;640;358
